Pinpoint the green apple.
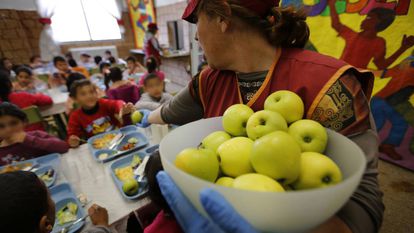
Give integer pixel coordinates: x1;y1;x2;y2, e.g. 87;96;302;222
292;152;342;190
246;110;288;140
215;177;234;187
233;173;285;192
131;111;143;124
174;148;219;182
264;90;304;124
251;131;301;184
222;104;254;136
217;137;254;177
200;131;232;153
288;119;328;153
122;178;139;196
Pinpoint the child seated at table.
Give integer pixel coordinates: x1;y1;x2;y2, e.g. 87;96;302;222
90;62;111;91
0;70;52;131
67;79;135;148
135;73;172;111
50;56;72;90
0;171;111;233
123;56;146;80
139;56;165;86
13;66;48;94
105;67;140;104
0;102;69;165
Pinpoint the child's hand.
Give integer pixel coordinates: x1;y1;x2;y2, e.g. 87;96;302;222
6;132;26;144
88;204;109;227
121;103;135;116
68;135;81;148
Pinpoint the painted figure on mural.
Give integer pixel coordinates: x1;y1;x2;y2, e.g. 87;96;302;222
129;0;153;31
328;0;414;70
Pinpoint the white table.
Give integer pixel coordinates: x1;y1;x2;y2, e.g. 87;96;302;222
59;145;151;226
40;90;68;117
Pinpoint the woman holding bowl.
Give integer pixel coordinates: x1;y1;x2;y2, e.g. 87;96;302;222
138;0;384;232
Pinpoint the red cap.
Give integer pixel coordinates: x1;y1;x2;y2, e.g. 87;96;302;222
182;0;280;23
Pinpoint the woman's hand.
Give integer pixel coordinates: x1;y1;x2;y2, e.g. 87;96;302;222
88;204;109;227
156;171;257;233
68;135;80;148
136;109;151;128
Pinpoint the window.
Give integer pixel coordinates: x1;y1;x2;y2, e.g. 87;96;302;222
51;0;121;42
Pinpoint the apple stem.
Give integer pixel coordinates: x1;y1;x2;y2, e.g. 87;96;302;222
322;176;331;184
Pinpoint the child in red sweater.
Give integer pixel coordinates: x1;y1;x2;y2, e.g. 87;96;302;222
0;70;52;131
67;80;135;148
0;102;69;165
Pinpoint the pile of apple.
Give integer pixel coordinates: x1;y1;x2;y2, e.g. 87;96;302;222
174;90;343;192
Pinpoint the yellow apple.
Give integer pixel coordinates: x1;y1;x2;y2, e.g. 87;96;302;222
222;104;254;136
215;177;234;187
264;90;304;124
233;173;285;192
246;110;288;140
131;110;143;124
217;137;254;177
200;131;232;153
288;119;328;153
174;148;219;182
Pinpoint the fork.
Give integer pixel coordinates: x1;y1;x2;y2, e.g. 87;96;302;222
59;214;89;233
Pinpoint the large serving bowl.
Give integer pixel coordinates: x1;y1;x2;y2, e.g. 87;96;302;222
159;117;366;233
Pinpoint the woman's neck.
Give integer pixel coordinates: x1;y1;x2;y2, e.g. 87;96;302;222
227;34;279;73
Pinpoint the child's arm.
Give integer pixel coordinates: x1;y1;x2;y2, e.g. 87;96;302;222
32;93;53;106
23;131;69;154
67;112;84;148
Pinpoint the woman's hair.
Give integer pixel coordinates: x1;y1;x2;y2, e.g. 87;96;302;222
69;79;94;98
145;56;158;73
68;59;78;68
16;66;33;77
104;67;123;90
0;70;12;102
0;102;28;122
0;171;49;233
66;72;87;93
145;151;173;214
196;1;309;48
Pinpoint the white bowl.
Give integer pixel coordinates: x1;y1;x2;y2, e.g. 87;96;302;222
159;117;366;233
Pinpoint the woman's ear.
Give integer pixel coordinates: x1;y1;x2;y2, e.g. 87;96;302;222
38;215;53;233
217;16;230;33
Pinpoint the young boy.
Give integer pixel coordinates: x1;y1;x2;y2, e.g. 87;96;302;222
67;80;135;148
135;73;173;111
50;56;72;89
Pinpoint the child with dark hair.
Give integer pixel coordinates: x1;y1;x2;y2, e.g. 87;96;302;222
0;70;52;131
67;80;135;147
139;56;165;86
29;55;43;69
135;73;172;111
328;0;414;69
90;62;111;92
68;59;90;78
0;171;113;233
94;55;103;66
123;56;146;80
0;57;16;80
105;67;140;104
51;56;72;89
0;102;68;165
13;66;48;93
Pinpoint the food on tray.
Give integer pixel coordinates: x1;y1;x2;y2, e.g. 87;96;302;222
0;163;33;174
38;168;55;183
122;178;139;196
92;133;116;149
128;137;139;144
98;151;116;160
115;155;142;181
57;202;78;225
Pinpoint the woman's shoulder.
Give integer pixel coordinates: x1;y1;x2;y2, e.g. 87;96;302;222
280;48;348;69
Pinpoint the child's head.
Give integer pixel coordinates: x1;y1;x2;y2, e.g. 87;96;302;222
145;151;173;214
104;50;112;59
143;73;164;99
0;70;12;102
69;80;99;109
145;56;158;73
66;72;87;93
94;55;103;65
126;56;137;71
0;57;13;72
0;102;27;139
53;56;69;72
16;66;34;87
0;171;56;233
108;56;116;65
361;7;395;32
80;53;91;63
68;59;78;68
99;62;111;75
30;55;41;65
104;67;123;89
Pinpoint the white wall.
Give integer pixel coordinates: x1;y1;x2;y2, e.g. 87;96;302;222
0;0;37;10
